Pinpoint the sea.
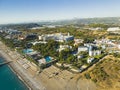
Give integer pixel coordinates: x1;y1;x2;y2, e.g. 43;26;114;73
0;57;29;90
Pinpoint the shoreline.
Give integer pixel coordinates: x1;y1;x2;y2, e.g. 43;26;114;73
9;63;32;90
0;41;45;90
0;52;32;90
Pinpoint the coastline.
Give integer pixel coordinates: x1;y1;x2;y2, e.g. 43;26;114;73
0;41;97;90
0;41;45;90
0;41;78;90
0;54;31;90
9;62;31;90
0;51;32;90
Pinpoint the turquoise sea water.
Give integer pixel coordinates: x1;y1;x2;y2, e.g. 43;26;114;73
0;57;28;90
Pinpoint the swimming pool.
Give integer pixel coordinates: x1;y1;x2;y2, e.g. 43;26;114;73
23;49;33;54
45;56;51;63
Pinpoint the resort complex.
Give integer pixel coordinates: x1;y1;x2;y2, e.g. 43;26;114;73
0;21;120;90
0;0;120;89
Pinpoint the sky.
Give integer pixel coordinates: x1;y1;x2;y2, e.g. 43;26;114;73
0;0;120;24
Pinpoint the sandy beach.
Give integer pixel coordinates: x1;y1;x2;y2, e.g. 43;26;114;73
0;41;96;90
0;41;45;90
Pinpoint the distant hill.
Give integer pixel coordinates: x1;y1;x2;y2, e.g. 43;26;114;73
1;17;120;28
0;23;40;30
37;17;120;25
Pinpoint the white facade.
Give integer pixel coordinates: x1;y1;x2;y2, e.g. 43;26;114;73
89;50;101;56
89;27;103;30
89;51;93;56
94;39;111;44
77;55;83;59
107;27;120;32
78;46;88;53
59;45;72;52
87;57;94;63
31;41;47;45
118;45;120;49
38;58;46;64
38;36;43;40
42;33;74;42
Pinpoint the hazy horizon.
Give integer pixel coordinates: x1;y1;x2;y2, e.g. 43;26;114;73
0;0;120;24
